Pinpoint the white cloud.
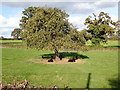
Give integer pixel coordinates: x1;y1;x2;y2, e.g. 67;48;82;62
1;2;92;14
0;28;13;38
94;0;118;8
0;1;118;14
68;3;95;14
0;28;10;33
110;15;118;21
0;15;20;38
73;3;94;10
0;0;101;3
68;15;86;31
0;15;20;28
0;0;119;2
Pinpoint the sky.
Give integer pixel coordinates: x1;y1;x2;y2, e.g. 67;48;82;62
0;0;119;38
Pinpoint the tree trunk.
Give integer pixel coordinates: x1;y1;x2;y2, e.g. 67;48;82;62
54;48;60;60
16;34;19;40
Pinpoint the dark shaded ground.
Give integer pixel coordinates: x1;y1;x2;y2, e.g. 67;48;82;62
41;52;89;59
103;45;120;48
108;77;120;89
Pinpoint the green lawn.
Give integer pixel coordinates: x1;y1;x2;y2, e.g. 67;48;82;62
0;40;22;44
2;47;118;88
86;40;119;46
0;40;23;48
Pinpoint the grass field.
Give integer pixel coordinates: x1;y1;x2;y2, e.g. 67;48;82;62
0;40;23;48
0;40;22;43
1;40;119;49
86;40;119;47
1;40;119;88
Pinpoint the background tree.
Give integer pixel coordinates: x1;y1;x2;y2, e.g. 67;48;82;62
11;28;21;40
84;12;116;45
0;36;4;40
79;29;92;41
115;20;120;39
20;7;86;60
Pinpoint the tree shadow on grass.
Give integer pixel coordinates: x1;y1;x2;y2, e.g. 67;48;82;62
41;52;89;59
103;45;120;48
108;77;120;89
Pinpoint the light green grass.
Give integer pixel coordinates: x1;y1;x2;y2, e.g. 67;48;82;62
0;40;22;44
0;40;23;48
104;40;119;46
86;40;119;46
2;48;118;88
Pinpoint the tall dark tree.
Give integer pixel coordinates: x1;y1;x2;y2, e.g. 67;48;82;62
11;28;21;40
84;12;116;45
20;7;86;60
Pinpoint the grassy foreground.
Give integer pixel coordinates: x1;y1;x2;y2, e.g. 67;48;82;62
2;47;118;88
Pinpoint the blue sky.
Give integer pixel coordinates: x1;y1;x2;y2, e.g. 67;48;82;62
0;0;119;38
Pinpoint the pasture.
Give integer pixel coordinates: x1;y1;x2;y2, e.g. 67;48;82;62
1;40;119;88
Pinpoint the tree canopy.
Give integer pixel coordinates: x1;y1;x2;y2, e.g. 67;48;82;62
11;7;118;60
84;12;116;45
18;7;86;60
11;28;21;40
79;29;92;41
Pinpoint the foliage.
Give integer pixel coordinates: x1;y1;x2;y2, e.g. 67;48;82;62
0;36;4;40
79;29;92;41
115;20;120;34
108;35;119;40
11;28;22;40
84;12;116;45
19;7;38;30
115;20;120;39
108;20;120;40
19;7;86;59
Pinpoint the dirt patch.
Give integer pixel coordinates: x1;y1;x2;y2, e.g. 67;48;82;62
29;58;85;64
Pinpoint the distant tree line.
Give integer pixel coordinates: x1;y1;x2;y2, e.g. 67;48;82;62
0;36;22;40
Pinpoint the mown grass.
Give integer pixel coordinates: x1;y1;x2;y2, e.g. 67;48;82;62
0;40;23;48
2;47;118;88
86;40;118;46
0;40;22;44
86;40;119;50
